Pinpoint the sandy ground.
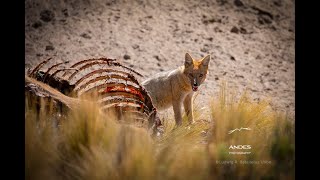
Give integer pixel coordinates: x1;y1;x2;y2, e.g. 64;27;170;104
25;0;295;119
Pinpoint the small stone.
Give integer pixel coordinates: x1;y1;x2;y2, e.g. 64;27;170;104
208;18;216;23
80;33;91;39
230;56;236;61
231;26;239;33
234;0;244;7
153;55;161;61
132;44;139;49
32;21;42;29
45;45;54;51
273;1;282;7
40;10;55;22
262;72;270;76
258;15;272;25
240;27;247;34
62;9;69;17
201;48;208;53
263;82;270;88
207;37;213;41
214;27;222;32
123;54;131;60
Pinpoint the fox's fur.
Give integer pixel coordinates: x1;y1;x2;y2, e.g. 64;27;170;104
142;53;210;126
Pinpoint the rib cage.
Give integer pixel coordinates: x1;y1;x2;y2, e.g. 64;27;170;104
26;57;161;134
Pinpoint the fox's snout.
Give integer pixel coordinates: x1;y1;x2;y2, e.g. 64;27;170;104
192;78;199;91
193;78;198;86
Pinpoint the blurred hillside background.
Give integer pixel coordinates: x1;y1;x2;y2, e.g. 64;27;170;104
25;0;295;119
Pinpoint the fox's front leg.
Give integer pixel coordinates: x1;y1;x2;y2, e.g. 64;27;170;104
183;93;194;124
172;99;183;126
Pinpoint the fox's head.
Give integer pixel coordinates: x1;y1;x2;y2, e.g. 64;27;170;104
183;53;210;92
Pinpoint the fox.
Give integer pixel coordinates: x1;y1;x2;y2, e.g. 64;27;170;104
142;53;210;126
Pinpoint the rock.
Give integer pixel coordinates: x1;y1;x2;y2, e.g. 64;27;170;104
230;56;236;61
153;55;161;61
62;9;69;17
203;18;219;25
45;45;54;51
32;21;42;29
214;27;222;33
40;10;55;22
231;26;239;33
132;44;139;49
263;82;270;89
258;15;272;24
240;27;247;34
252;6;274;20
201;48;208;53
123;54;131;60
80;33;91;39
234;0;244;7
253;6;273;25
208;18;216;23
202;20;209;25
217;0;228;6
273;1;282;7
262;72;270;76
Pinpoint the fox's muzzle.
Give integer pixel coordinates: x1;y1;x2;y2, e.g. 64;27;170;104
192;78;199;91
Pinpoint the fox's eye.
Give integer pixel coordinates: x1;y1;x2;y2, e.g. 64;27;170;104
199;74;203;78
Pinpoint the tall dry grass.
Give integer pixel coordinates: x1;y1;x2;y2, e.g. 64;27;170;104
25;83;294;180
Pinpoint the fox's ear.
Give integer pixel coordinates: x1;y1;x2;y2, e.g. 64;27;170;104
185;53;193;68
201;55;211;66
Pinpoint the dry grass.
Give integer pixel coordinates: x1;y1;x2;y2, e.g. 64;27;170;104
25;82;294;180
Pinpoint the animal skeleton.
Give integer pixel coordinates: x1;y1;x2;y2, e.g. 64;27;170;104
25;57;161;135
